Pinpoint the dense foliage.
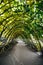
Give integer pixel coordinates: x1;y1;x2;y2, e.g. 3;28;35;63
0;0;43;53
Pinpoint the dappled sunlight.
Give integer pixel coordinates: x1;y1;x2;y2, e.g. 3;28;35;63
0;0;43;65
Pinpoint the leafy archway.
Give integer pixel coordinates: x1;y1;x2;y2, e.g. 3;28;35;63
0;0;43;54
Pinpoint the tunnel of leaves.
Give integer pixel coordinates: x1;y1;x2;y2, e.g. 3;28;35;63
0;0;43;54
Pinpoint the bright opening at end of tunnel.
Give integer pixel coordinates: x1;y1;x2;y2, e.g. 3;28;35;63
16;38;26;46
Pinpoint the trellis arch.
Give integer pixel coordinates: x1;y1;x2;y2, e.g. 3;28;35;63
0;0;43;53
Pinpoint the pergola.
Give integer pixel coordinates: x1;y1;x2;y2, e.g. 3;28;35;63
0;0;43;54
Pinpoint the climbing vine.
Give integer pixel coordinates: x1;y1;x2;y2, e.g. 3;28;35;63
0;0;43;53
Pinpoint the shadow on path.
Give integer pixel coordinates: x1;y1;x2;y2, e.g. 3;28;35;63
0;43;43;65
